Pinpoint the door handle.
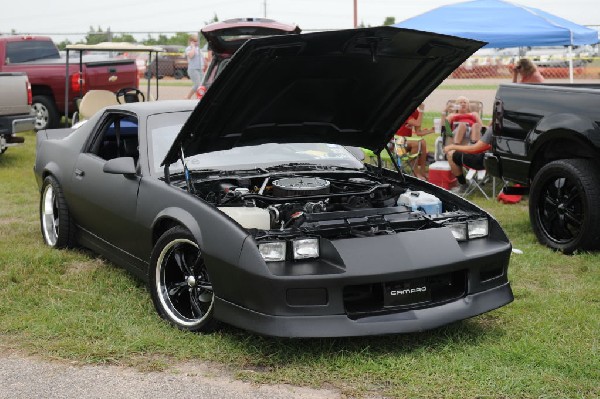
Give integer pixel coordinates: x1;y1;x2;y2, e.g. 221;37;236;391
75;169;85;177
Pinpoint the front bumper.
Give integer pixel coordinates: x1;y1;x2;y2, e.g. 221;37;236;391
215;283;513;337
210;227;513;337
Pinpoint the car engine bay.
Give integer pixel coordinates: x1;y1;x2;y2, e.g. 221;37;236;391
173;170;485;241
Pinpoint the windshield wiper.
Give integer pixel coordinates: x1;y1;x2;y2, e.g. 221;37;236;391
322;165;363;171
267;163;363;172
266;162;317;171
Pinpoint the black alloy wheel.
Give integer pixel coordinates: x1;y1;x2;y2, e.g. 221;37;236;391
149;226;219;332
529;159;600;254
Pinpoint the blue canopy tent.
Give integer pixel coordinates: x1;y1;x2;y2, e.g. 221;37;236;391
394;0;599;81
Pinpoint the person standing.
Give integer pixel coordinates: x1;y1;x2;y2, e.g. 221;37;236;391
511;58;545;83
185;34;203;99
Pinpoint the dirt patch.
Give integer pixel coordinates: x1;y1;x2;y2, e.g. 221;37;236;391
65;258;106;274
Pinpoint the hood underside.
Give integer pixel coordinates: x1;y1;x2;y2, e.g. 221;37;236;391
202;18;301;55
163;27;484;166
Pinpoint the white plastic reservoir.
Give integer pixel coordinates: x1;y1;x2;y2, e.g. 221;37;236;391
398;190;442;215
218;207;271;230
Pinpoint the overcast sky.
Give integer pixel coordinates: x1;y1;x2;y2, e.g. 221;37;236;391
1;0;598;42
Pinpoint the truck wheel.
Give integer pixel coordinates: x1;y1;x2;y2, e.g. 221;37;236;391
149;226;219;332
40;176;76;248
32;95;59;130
529;159;600;254
173;69;185;80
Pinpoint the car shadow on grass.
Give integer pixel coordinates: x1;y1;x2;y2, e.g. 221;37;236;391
216;315;507;364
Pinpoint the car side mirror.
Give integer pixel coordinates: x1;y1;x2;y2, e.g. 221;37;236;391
103;157;137;176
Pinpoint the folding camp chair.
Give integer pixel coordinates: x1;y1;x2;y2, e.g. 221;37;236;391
393;136;422;176
434;99;484;161
461;165;497;200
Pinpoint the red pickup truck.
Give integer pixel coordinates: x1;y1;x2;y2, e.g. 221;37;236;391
0;35;138;130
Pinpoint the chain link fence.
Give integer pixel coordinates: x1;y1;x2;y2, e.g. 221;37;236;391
450;52;600;80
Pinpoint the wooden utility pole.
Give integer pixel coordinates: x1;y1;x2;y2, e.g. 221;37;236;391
353;0;358;28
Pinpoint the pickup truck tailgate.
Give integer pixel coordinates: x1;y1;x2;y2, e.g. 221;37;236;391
0;72;30;116
84;59;138;92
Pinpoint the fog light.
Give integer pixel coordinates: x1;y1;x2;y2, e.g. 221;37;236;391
468;218;489;239
258;241;286;262
292;238;319;260
447;222;468;241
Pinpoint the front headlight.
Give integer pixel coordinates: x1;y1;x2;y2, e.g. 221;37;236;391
258;238;320;262
447;218;489;241
292;238;320;260
468;218;489;239
448;222;468;241
258;241;286;262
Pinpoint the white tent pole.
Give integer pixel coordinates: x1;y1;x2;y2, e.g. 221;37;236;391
568;45;574;83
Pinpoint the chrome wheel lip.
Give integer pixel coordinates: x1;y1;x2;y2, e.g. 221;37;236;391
155;238;214;327
41;184;58;247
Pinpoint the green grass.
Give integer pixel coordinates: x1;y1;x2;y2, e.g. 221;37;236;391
1;131;599;398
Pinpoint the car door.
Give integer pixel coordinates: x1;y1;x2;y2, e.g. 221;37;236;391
67;111;144;257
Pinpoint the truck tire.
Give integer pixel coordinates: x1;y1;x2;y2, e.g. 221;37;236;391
173;69;185;80
529;159;600;254
32;95;59;130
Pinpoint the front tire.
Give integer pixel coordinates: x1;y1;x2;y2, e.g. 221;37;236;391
40;176;76;248
149;226;219;332
529;159;600;254
32;95;59;130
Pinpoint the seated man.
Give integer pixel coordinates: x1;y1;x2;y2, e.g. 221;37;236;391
442;96;483;145
394;103;434;180
443;125;493;192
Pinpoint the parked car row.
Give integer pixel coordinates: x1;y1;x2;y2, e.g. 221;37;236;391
0;35;139;130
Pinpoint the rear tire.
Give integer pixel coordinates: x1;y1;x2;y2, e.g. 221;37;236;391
529;159;600;254
149;226;219;332
173;69;185;80
32;95;59;130
40;176;76;248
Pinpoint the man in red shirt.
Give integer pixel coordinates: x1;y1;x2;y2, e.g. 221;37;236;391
443;126;494;191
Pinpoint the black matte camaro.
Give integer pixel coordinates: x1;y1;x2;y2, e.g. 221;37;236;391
34;27;513;337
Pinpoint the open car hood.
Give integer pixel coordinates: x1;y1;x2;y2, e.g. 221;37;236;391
163;27;484;166
202;18;301;55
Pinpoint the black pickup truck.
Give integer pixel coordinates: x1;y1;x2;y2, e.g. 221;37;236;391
485;83;600;254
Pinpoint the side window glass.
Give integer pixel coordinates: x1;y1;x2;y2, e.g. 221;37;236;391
90;114;139;162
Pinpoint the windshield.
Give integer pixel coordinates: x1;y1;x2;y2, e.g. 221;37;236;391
148;114;364;175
